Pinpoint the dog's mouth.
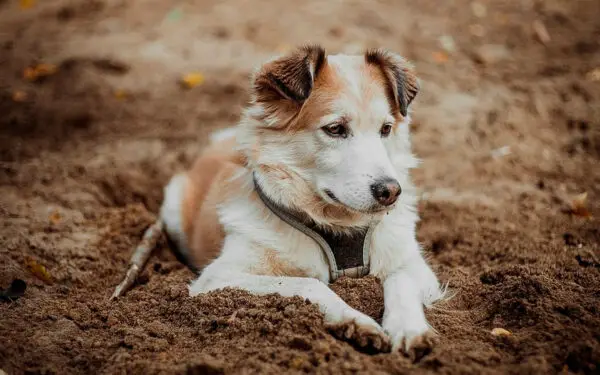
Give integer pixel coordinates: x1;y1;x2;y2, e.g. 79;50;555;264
323;189;339;203
320;189;394;215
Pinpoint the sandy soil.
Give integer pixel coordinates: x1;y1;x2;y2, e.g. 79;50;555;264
1;0;599;374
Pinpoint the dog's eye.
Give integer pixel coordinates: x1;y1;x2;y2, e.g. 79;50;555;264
322;123;348;138
380;123;393;137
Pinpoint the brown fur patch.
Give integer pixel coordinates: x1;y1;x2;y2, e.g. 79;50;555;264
253;45;326;129
181;137;248;270
365;49;419;118
256;248;308;277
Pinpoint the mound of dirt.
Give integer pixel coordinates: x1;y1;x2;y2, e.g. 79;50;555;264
1;0;599;374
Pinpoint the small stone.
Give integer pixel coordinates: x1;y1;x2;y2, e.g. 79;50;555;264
586;67;600;82
471;2;487;18
491;146;511;159
532;20;551;45
474;44;511;64
439;35;456;52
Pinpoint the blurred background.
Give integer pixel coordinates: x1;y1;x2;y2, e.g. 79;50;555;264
0;0;599;374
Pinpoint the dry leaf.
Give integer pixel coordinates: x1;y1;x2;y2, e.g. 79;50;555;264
12;90;27;102
23;63;58;81
491;328;512;337
180;73;204;89
20;0;35;10
49;210;62;225
433;51;449;63
114;89;128;99
26;258;52;284
569;192;592;219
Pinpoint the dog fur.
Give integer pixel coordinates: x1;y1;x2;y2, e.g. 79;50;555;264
159;45;444;354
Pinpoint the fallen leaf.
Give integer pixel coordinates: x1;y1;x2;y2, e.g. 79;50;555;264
23;63;58;81
491;328;512;337
289;357;305;369
23;67;37;81
114;89;128;99
20;0;35;10
12;90;27;102
433;51;449;63
180;72;204;89
569;192;593;219
26;257;52;284
49;210;62;225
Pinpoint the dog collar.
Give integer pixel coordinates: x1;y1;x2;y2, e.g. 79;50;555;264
253;173;377;282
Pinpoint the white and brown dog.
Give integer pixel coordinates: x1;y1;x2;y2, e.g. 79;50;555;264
159;45;444;355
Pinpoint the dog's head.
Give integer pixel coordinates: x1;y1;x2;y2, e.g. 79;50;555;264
241;45;420;227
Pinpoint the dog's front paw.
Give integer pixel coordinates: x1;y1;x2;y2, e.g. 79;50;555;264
384;313;437;361
326;312;391;353
389;327;437;361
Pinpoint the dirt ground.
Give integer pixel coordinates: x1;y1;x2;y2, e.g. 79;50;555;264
1;0;599;374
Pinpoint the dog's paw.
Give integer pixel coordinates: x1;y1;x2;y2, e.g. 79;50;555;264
389;328;437;362
326;314;391;353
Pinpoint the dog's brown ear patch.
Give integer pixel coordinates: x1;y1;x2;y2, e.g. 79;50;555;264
365;49;419;117
253;45;326;106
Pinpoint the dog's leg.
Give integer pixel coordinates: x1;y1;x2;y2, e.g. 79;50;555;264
381;254;442;359
190;261;391;352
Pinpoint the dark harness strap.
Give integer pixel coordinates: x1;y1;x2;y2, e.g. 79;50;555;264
253;174;377;281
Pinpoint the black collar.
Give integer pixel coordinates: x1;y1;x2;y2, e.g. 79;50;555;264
253;173;378;281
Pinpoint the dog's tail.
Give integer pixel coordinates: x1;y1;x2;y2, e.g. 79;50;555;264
159;173;202;274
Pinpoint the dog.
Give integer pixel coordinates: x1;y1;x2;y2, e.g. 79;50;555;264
159;45;444;355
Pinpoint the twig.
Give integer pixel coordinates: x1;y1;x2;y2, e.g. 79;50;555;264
110;219;164;300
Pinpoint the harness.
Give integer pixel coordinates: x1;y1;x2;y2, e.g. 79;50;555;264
253;175;379;281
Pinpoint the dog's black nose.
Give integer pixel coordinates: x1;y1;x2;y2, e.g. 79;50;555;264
371;178;401;206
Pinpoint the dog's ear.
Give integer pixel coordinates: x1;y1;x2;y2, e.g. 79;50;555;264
365;49;419;117
253;45;326;107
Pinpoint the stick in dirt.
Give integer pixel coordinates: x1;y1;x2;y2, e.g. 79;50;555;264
110;219;164;300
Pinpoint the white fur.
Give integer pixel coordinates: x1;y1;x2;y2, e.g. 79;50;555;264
166;52;444;353
160;173;189;257
209;126;237;143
